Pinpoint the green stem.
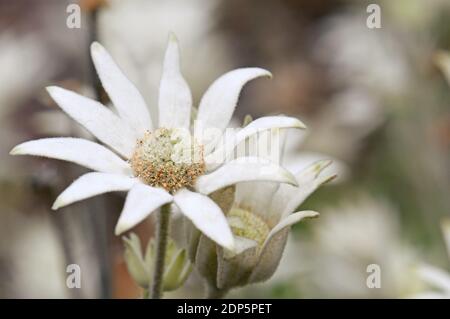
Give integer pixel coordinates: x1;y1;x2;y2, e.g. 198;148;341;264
150;204;171;299
142;289;150;299
205;283;229;299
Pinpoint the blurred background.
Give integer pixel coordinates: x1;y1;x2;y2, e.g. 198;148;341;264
1;0;450;298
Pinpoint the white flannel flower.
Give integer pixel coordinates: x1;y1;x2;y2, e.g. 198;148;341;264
10;34;305;251
188;129;335;292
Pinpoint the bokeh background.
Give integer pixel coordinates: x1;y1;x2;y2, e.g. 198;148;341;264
1;0;450;298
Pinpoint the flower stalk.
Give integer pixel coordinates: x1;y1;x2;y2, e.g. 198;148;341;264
205;284;229;299
150;203;171;299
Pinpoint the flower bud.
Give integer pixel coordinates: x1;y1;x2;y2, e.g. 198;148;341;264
123;233;150;288
123;233;192;291
188;159;331;294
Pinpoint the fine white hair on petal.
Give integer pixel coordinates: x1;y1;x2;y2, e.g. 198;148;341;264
158;33;192;129
221;235;258;262
205;115;306;170
245;211;318;284
195;157;298;195
280;165;336;219
235;181;279;218
91;42;153;135
264;211;319;248
46;86;137;158
267;159;334;222
233;128;284;215
115;184;173;235
283;152;348;184
52;172;138;210
229;236;258;257
10;137;132;175
173;188;235;250
194;68;272;153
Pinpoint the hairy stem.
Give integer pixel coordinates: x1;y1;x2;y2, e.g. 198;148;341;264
150;204;171;299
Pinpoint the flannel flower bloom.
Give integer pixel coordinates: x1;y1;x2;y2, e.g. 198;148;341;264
187;129;335;294
10;34;305;250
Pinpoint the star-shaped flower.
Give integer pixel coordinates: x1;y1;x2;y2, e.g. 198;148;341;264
10;33;306;250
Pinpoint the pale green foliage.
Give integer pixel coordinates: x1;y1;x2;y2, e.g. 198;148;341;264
123;233;192;291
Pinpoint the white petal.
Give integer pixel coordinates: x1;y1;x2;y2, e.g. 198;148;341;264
47;86;136;158
418;264;450;293
242;127;284;164
158;33;192;129
233;129;284;214
91;42;152;135
194;68;272;151
264;211;319;247
283;151;349;184
193;233;218;284
52;172;137;209
31;110;92;138
115;184;173;235
248;211;318;284
268;159;335;222
232;236;258;255
235;181;279;218
282;163;335;218
205;116;306;169
173;189;234;250
10;138;131;174
248;226;289;284
216;236;259;289
195;157;297;195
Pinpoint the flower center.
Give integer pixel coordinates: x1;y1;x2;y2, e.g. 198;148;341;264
227;207;270;246
130;128;205;193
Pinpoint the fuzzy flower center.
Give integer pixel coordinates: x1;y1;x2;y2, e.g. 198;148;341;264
130;128;205;193
227;207;270;246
